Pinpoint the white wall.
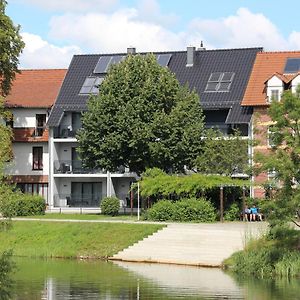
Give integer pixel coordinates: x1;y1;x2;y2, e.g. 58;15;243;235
7;142;49;175
291;76;300;93
12;108;48;128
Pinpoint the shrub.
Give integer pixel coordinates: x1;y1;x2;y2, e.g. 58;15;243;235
173;198;216;222
100;196;120;216
146;198;216;222
147;200;175;221
0;193;46;217
224;203;240;221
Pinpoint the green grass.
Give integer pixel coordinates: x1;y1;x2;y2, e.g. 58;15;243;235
19;213;137;221
0;221;164;259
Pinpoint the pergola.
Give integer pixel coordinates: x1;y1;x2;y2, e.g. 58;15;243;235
140;173;250;222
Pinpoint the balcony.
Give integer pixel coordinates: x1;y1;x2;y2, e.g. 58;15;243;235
13;127;48;142
53;125;79;139
54;193;105;207
54;160;106;174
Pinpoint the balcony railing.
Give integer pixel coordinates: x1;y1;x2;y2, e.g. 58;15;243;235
54;193;105;207
54;160;106;174
33;126;46;137
53;125;79;139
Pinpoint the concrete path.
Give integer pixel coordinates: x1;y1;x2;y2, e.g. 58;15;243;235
110;222;268;267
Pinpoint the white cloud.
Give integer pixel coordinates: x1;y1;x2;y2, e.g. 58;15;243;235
19;32;81;69
189;8;288;50
49;9;187;53
14;0;118;12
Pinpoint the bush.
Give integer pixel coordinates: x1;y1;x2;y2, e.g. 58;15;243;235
0;193;46;217
146;198;216;222
100;196;120;216
173;198;216;222
147;200;175;221
224;203;240;221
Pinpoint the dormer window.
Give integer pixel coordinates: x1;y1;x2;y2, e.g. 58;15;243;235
205;72;235;92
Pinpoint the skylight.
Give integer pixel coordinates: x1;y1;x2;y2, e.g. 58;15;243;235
283;58;300;74
79;77;104;95
94;56;125;73
205;72;235;92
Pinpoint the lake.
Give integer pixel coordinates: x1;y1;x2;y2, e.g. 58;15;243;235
8;258;300;299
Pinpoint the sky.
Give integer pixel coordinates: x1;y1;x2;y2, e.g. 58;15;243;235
6;0;300;69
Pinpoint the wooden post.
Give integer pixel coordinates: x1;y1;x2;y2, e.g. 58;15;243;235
242;186;246;221
220;186;224;222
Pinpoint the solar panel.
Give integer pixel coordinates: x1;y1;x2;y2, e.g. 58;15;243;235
94;56;112;73
157;54;172;66
284;58;300;73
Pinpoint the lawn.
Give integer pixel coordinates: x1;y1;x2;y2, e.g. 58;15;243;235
0;221;164;259
20;213;138;221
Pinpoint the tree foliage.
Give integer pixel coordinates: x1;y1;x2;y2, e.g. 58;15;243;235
77;54;205;174
195;129;249;176
255;87;300;227
0;0;24;96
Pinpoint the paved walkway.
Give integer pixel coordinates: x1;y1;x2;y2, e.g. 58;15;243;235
110;222;268;267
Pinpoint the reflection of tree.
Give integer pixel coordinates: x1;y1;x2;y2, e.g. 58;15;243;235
0;250;14;300
229;272;300;300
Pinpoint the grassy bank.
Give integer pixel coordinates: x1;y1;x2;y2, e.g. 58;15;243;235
0;221;164;259
224;226;300;278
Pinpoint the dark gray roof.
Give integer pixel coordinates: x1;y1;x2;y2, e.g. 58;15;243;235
225;103;253;124
48;47;262;127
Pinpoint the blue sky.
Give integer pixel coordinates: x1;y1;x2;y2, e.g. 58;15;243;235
6;0;300;68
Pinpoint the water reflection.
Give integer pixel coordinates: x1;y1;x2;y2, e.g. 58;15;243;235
10;258;300;300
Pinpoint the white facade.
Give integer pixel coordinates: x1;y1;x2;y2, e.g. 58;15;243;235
11;108;49;128
48;112;137;209
266;76;284;102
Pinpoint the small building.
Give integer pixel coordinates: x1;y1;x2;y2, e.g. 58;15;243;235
5;69;67;204
47;46;261;209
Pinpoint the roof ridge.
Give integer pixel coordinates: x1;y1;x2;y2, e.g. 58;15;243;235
18;68;67;71
73;47;263;57
259;51;300;55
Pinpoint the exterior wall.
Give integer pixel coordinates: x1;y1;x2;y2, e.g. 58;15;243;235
7;142;49;176
11;108;48;128
291;75;300;93
252;106;272;198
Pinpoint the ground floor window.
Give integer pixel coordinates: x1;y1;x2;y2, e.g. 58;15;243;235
70;182;102;207
16;183;48;204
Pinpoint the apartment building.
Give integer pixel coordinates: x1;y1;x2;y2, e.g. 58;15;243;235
47;47;261;209
5;69;66;204
241;51;300;197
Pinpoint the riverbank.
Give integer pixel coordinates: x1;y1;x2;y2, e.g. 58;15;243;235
224;225;300;277
0;221;164;259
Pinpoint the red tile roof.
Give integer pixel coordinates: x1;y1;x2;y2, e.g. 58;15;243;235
242;52;300;106
5;69;67;108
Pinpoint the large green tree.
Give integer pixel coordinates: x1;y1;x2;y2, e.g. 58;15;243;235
0;0;24;96
77;54;205;174
255;88;300;227
194;129;249;176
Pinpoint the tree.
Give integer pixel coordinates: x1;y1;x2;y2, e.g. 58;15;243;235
0;0;24;96
77;54;205;174
194;129;249;176
255;87;300;227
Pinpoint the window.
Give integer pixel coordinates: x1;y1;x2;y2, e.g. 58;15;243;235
205;72;235;92
270;89;280;102
35;114;46;136
32;147;43;170
267;168;277;180
79;77;104;95
267;126;275;147
5;114;13;128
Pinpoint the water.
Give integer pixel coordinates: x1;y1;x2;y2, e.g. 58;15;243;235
8;258;300;299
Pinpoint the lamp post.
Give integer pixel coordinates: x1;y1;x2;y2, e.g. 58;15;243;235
137;181;140;221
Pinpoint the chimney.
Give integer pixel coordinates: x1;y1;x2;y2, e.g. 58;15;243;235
186;46;196;67
127;47;136;54
197;41;206;51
